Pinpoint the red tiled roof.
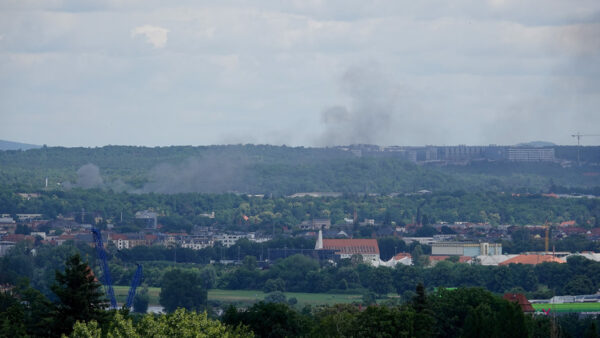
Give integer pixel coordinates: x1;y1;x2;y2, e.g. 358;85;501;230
503;293;535;312
563;227;586;234
560;220;576;227
2;234;34;242
110;234;128;240
322;239;379;255
499;254;565;266
393;253;412;260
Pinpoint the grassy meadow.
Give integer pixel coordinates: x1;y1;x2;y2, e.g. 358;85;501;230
112;286;364;307
532;302;600;313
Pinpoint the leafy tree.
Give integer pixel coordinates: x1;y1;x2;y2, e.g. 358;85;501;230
68;309;253;338
368;266;394;296
411;283;436;337
429;287;527;338
50;253;109;337
223;302;310;338
411;244;427;267
133;285;150;314
263;278;285;293
351;305;415;338
362;292;377;306
563;275;596;295
312;304;359;337
0;293;28;338
264;291;287;304
15;223;31;235
160;269;207;313
462;303;499;338
584;321;599;338
377;237;407;261
242;255;258;270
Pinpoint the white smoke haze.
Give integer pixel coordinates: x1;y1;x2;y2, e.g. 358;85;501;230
62;157;251;194
316;64;425;146
141;154;250;194
75;163;104;188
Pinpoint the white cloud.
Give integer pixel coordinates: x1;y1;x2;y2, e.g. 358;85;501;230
131;25;168;48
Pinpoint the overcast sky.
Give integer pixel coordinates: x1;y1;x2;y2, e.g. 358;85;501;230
0;1;599;147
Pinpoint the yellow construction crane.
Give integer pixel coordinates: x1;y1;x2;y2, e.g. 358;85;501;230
571;132;600;145
544;220;550;253
571;133;600;165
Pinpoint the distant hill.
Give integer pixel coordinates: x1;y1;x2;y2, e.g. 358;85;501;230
0;140;41;151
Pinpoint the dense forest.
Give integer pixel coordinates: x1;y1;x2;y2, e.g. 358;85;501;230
1;145;598;194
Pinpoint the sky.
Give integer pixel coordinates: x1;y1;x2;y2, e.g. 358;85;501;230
0;0;599;147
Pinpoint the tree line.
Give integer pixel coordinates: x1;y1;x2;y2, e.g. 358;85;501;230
3;241;600;303
1;188;599;233
3;250;600;337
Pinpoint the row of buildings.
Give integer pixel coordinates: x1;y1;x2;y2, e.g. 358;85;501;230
338;144;557;163
312;231;600;268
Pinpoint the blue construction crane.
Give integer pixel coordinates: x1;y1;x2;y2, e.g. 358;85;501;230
125;264;143;309
91;228;143;310
91;228;117;309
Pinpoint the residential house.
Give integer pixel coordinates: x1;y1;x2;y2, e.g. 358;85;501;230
214;233;245;248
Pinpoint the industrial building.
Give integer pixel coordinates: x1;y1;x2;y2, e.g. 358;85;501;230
507;148;555;162
432;242;502;257
315;230;380;264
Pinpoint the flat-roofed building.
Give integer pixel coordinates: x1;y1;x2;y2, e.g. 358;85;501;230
507;148;555;162
432;242;502;257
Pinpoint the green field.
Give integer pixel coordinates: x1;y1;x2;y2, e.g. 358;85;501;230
532;303;600;313
112;286;363;307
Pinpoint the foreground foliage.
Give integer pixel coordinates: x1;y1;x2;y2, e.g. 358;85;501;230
68;309;253;338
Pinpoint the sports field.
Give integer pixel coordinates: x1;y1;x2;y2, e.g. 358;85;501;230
532;302;600;313
112;286;363;307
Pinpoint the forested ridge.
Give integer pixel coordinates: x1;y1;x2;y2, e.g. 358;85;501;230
1;145;598;194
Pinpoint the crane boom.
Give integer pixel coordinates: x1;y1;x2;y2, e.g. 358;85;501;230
125;264;143;309
571;132;600;165
571;132;600;145
91;228;118;309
